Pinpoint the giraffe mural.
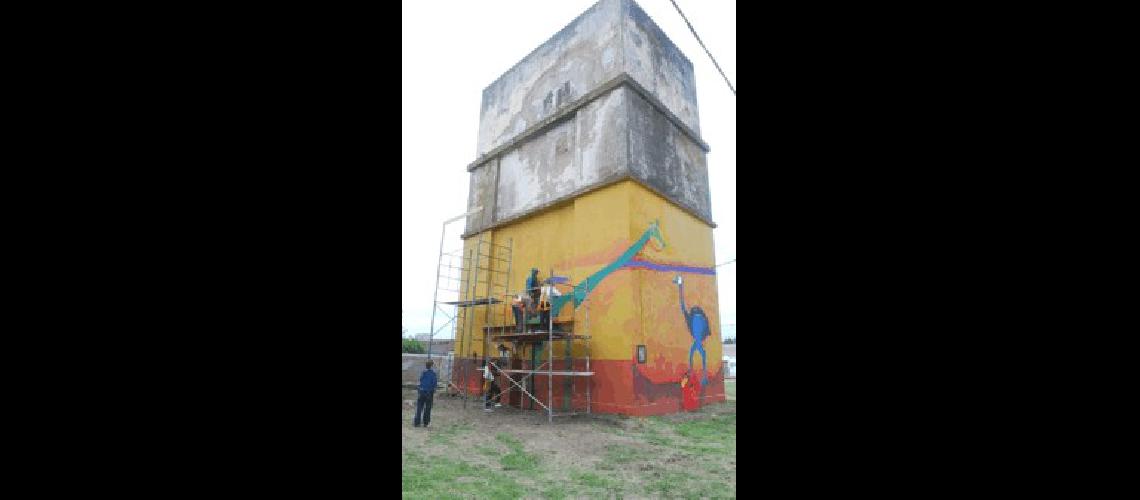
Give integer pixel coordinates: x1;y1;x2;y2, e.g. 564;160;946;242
456;180;725;416
549;220;667;316
540;219;717;407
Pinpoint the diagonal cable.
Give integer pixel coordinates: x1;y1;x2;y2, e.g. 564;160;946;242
668;0;736;95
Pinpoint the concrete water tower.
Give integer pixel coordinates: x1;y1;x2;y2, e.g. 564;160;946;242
453;0;723;416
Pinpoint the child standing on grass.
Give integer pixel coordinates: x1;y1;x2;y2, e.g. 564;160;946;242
414;360;437;428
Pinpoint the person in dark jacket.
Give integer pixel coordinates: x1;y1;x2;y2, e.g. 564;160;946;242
414;360;438;427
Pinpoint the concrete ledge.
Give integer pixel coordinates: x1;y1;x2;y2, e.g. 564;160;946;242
461;174;716;239
467;73;710;173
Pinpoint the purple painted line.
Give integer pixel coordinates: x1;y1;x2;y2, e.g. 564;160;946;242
622;260;717;275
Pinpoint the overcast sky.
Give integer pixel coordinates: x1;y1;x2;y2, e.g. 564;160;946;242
402;0;736;340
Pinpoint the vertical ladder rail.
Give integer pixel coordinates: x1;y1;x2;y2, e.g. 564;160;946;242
548;294;554;424
469;233;487;408
503;238;513;407
563;273;572;412
461;244;480;409
480;237;495;411
426;220;449;362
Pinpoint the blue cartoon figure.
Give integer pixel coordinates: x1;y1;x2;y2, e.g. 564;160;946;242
674;274;711;385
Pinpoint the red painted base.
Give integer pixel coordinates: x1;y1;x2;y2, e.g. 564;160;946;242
450;353;726;417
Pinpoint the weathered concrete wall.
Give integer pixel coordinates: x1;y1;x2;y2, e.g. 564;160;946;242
465;0;712;236
467;85;710;234
402;353;452;388
627;88;711;222
620;0;700;136
477;0;624;158
466;158;498;230
476;0;700;159
576;84;629;185
496;118;578;222
486;87;629;224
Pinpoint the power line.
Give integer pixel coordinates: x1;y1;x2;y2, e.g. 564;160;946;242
668;0;736;96
716;258;736;268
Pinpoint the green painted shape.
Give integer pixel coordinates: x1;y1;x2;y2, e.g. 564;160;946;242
550;221;666;317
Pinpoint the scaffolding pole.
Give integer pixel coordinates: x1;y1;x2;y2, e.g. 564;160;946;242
466;232;486;409
447;262;592;422
426;206;481;361
482;236;494;411
440;230;513;412
548;295;553;423
461;241;479;409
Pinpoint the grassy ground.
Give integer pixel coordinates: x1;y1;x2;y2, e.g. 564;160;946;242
725;379;735;401
403;388;736;499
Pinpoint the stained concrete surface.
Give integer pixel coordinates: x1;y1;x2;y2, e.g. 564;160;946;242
464;0;713;236
476;0;700;158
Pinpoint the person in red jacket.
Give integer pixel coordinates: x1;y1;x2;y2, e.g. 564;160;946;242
680;370;700;411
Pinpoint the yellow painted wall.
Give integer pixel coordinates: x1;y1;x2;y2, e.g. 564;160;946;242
456;180;720;378
630;184;722;378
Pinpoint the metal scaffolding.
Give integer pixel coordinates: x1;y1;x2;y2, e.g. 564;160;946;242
425;207;507;401
429;222;593;421
441;233;512;409
484;275;593;423
426;206;482;364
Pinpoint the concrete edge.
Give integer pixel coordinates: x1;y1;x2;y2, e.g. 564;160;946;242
461;174;717;239
480;0;618;106
467;72;710;173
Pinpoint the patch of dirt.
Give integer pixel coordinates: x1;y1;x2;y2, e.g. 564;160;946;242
403;387;736;496
402;388;642;470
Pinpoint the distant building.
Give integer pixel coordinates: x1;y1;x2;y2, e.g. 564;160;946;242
722;344;736;378
413;334;455;355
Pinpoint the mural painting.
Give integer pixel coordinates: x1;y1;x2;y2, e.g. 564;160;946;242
674;274;711;385
455;189;724;416
545;219;721;414
680;371;699;411
549;221;667;317
608;220;722;413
